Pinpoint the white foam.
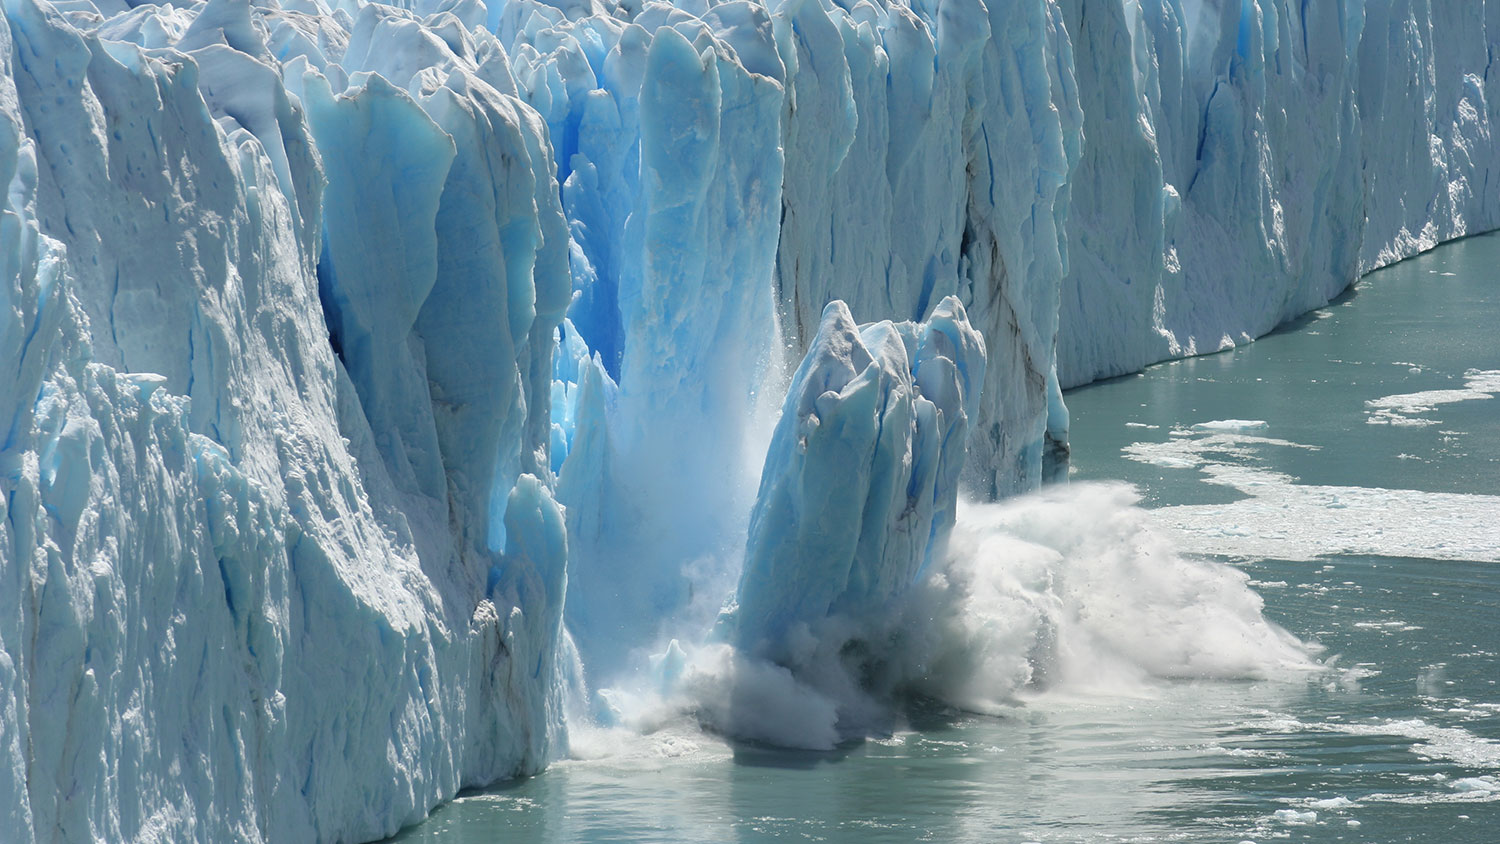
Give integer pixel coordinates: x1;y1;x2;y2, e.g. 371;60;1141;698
1264;717;1500;769
923;485;1317;703
590;484;1318;746
581;643;843;751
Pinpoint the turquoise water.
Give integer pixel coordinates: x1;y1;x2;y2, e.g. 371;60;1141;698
390;234;1500;843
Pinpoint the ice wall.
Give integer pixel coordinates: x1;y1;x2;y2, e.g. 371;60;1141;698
532;0;1082;684
1057;0;1500;386
533;7;791;673
1;1;573;841
757;0;1081;500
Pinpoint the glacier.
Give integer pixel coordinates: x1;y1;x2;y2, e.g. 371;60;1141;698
1058;0;1500;385
0;0;1496;840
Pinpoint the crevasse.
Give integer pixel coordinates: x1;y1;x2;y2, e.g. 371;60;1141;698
0;0;1495;841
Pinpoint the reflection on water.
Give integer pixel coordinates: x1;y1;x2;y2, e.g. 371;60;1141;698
390;234;1500;843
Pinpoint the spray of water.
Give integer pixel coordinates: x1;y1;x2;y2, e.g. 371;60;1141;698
574;481;1319;751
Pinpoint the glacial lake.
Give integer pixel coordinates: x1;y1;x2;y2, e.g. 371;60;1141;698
389;233;1500;843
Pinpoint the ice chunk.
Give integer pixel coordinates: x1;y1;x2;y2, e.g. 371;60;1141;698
1274;809;1318;825
728;296;985;662
1193;419;1269;431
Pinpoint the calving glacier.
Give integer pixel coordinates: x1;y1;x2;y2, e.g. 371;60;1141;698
0;0;1495;840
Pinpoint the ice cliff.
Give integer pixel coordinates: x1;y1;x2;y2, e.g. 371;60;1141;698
1059;0;1500;384
0;0;1496;841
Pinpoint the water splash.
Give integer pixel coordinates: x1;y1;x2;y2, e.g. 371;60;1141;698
581;482;1318;749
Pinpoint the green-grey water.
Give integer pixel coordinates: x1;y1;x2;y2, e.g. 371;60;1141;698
390;234;1500;842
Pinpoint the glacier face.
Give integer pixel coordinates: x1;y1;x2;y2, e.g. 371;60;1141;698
0;0;1496;841
1057;0;1500;386
0;1;573;841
